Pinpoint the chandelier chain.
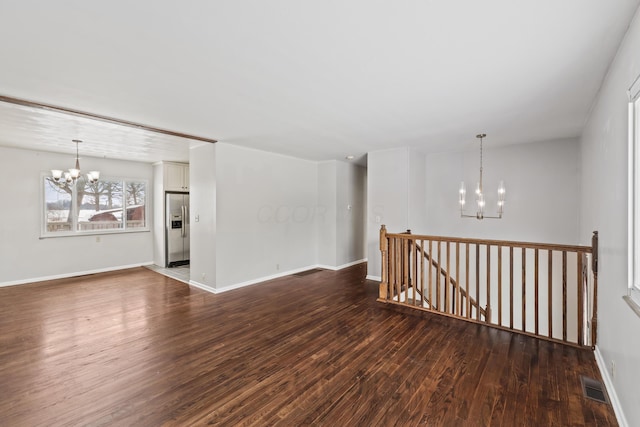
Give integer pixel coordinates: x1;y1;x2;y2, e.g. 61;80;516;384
479;135;483;193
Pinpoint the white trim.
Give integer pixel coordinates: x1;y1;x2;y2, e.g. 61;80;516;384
366;274;382;281
41;174;151;238
623;294;640;318
316;258;367;271
189;261;369;294
629;100;635;293
594;346;628;427
629;73;640;103
0;262;154;287
188;280;216;294
210;265;320;294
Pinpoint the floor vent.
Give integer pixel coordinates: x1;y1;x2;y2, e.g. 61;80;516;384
293;268;324;277
581;376;609;404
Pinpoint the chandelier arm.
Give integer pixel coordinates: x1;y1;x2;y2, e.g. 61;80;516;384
460;213;479;218
481;214;504;219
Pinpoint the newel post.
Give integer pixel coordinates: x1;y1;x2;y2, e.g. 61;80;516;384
379;225;389;300
591;231;599;349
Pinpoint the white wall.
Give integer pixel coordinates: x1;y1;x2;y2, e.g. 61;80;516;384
335;161;366;267
367;147;425;279
152;162;164;267
424;138;582;244
580;6;640;426
317;161;337;266
0;146;154;285
189;143;217;289
409;148;427;234
214;143;319;289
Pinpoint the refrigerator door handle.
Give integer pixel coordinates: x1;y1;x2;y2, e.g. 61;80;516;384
184;205;188;237
181;205;186;237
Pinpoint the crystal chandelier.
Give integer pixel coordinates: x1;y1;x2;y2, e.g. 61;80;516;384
459;133;505;220
51;139;100;185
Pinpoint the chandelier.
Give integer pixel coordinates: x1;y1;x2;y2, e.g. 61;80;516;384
459;133;505;220
51;139;100;185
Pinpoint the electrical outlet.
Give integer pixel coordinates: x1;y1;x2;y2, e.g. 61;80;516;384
96;236;101;243
276;264;280;271
610;360;616;379
201;273;206;281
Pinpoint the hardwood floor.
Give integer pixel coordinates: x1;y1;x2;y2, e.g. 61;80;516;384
0;265;617;426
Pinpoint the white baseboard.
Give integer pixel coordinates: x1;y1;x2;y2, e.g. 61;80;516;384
594;345;628;427
0;262;155;288
190;260;369;295
366;275;381;281
0;259;369;296
317;258;367;271
188;280;216;294
210;265;320;294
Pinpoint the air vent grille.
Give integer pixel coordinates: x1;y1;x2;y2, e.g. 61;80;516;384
581;376;609;404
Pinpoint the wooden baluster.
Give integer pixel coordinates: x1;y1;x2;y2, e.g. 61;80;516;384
411;240;422;305
577;252;584;346
476;243;480;321
498;245;502;326
428;239;433;311
510;247;514;329
466;243;471;319
420;239;425;308
388;238;393;299
437;241;442;312
486;244;491;323
522;248;526;332
404;238;410;305
562;251;567;342
395;239;402;301
534;249;539;336
379;225;388;300
548;250;553;339
387;237;393;299
456;242;461;316
446;242;451;314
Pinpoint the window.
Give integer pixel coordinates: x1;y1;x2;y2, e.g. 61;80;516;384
628;73;640;313
42;175;148;237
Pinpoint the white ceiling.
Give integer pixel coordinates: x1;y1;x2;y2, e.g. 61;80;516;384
0;1;638;164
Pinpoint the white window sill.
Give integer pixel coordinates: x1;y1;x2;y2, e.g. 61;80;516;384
40;228;150;239
624;292;640;319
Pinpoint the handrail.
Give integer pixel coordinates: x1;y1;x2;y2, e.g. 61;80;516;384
378;225;598;349
385;232;591;254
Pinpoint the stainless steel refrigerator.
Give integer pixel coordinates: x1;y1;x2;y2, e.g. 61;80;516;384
166;193;190;267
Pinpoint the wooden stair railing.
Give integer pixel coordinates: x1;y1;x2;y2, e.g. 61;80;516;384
413;241;487;320
378;225;598;349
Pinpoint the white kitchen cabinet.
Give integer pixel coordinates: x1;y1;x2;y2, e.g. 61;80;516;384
164;162;189;192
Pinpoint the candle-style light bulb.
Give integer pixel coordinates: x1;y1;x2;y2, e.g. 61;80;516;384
459;182;466;208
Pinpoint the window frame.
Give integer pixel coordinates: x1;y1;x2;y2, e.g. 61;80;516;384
628;73;640;310
40;173;150;238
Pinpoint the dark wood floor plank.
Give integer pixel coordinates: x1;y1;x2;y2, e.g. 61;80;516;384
0;265;617;426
